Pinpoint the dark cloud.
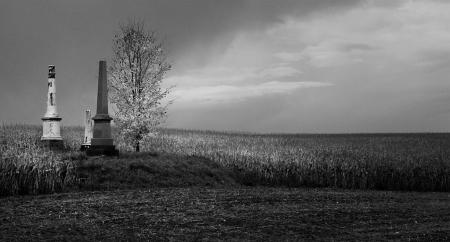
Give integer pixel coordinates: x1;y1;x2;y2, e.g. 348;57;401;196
0;0;362;125
109;0;362;70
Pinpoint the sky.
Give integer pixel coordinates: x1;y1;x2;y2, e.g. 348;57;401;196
1;0;450;133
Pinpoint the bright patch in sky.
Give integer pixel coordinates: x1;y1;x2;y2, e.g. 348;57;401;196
172;81;332;105
166;0;450;132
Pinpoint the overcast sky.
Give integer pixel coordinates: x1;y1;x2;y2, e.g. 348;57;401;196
1;0;450;133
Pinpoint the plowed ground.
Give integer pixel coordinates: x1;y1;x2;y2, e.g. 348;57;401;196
1;187;449;241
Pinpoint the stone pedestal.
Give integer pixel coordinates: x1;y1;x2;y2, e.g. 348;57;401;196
86;60;118;156
41;139;64;150
41;65;63;149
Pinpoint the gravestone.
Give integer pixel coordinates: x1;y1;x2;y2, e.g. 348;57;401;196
86;60;118;156
80;109;93;150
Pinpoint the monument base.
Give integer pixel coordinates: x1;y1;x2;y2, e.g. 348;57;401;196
80;144;91;151
40;139;64;150
91;137;114;146
86;145;119;156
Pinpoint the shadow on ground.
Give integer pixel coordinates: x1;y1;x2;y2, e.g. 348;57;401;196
76;152;240;190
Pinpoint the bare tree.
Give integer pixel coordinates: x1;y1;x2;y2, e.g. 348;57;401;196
108;21;172;152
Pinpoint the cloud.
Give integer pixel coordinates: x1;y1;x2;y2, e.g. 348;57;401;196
275;42;374;67
142;0;363;71
298;41;372;67
167;66;302;86
415;49;450;70
259;66;302;78
274;52;304;62
160;0;450;131
171;81;331;105
4;0;450;132
339;43;375;52
268;0;450;69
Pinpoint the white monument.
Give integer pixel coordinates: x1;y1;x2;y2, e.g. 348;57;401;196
80;109;93;150
41;65;63;148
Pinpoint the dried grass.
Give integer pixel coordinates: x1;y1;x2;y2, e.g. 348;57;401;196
1;125;449;196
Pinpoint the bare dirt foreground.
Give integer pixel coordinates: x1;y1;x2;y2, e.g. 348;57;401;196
1;188;449;241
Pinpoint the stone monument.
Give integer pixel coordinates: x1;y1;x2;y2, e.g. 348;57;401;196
41;65;63;149
86;60;118;156
80;109;93;150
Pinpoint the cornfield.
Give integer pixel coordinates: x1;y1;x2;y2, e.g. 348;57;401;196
1;124;450;196
0;124;82;196
144;129;450;191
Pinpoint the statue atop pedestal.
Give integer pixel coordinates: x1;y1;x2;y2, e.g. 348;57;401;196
41;65;63;149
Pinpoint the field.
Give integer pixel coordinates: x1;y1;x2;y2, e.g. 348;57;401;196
1;124;450;196
1;187;450;240
1;124;450;239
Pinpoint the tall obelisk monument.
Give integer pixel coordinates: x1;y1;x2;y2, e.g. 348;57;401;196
41;65;63;148
87;60;118;156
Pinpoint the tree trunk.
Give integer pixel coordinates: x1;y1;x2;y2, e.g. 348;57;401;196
135;140;140;152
